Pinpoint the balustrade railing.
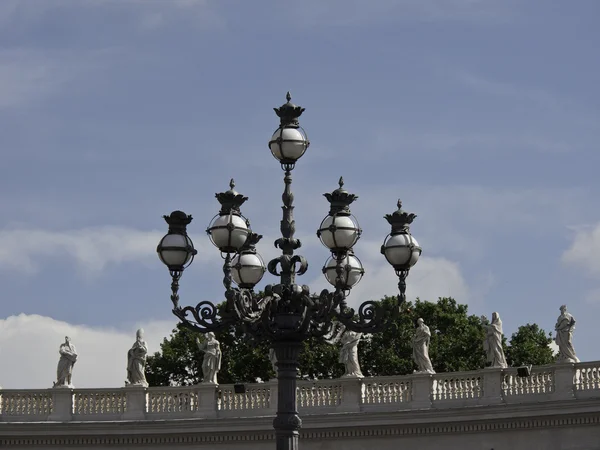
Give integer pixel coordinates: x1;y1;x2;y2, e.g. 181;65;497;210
433;371;482;404
73;389;126;417
147;387;197;415
361;375;412;406
1;361;599;422
503;366;554;397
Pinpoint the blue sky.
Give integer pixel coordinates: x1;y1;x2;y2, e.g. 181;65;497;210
0;0;599;388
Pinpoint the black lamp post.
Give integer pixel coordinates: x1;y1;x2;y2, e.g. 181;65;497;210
157;92;422;450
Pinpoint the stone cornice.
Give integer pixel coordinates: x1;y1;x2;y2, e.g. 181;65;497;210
1;398;600;446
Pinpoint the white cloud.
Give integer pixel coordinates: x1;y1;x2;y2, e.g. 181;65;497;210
455;69;560;110
283;0;512;27
307;239;471;308
0;48;121;110
0;314;175;389
562;223;600;277
0;0;220;34
0;226;215;275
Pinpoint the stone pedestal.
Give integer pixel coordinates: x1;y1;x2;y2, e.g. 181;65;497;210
411;373;433;409
268;380;278;415
337;376;362;413
195;383;218;419
553;363;575;401
49;388;73;421
122;386;146;420
480;367;505;406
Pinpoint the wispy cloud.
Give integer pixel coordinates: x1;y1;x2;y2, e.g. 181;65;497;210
0;48;120;109
562;222;600;278
282;0;514;27
0;0;221;32
455;70;561;110
0;314;175;389
0;226;214;275
374;128;572;156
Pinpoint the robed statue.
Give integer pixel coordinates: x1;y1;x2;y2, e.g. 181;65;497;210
555;305;579;363
54;336;78;388
412;318;435;374
126;329;148;387
196;332;222;384
481;312;508;369
325;323;363;378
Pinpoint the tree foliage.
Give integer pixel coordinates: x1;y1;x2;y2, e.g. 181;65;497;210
147;296;556;386
506;323;555;367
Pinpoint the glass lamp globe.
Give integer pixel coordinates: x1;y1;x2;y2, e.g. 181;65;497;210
323;253;364;289
207;214;250;253
269;127;309;163
232;251;266;288
157;233;196;271
382;233;421;270
317;214;361;251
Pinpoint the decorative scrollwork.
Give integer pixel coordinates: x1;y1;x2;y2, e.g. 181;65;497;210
173;301;235;333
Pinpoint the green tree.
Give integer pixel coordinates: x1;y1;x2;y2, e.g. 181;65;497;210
360;296;488;376
506;323;555;367
147;296;555;386
146;324;273;386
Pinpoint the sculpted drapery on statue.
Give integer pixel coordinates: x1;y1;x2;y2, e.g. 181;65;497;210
126;329;148;387
482;312;508;369
196;332;222;384
325;323;363;377
339;331;363;377
412;318;435;374
54;336;77;388
555;304;579;363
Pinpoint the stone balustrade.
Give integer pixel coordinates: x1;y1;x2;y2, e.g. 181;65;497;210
1;361;599;423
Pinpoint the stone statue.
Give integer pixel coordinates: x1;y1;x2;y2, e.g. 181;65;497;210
481;312;508;369
54;336;77;388
412;318;435;374
325;322;363;377
126;329;148;387
339;331;363;377
269;347;277;374
555;305;579;363
196;332;222;384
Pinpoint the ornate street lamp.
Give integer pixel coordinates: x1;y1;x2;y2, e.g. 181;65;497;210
157;92;421;450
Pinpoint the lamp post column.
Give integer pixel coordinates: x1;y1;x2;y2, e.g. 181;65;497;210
273;341;302;450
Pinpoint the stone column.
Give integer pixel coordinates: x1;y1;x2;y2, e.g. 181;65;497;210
480;367;505;406
122;386;146;420
195;383;218;419
411;373;433;409
336;377;363;413
49;388;73;421
553;363;575;401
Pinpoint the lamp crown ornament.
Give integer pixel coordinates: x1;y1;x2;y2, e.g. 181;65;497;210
384;199;417;234
273;91;305;128
240;232;263;253
323;176;359;216
215;178;248;215
163;210;193;235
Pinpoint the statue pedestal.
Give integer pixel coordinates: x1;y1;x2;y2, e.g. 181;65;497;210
480;367;505;406
337;376;362;413
49;388;73;421
195;383;218;419
553;363;575;401
411;373;433;409
122;386;146;420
